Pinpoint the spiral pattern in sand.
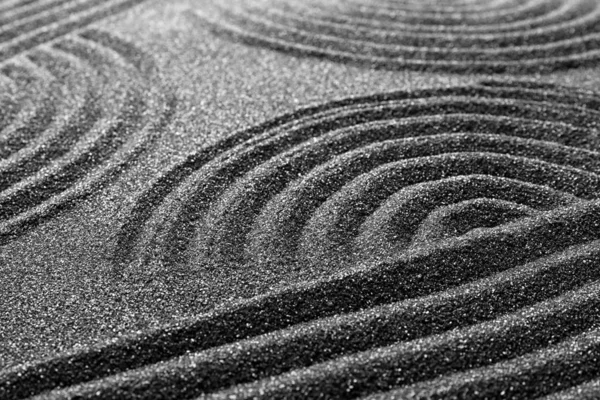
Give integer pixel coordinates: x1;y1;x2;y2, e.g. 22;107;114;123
197;0;600;73
3;81;600;399
0;28;175;243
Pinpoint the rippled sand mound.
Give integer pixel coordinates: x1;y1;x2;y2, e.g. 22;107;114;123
5;81;600;399
2;0;600;399
0;28;174;243
116;81;600;278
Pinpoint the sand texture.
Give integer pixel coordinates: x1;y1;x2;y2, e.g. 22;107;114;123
2;0;600;399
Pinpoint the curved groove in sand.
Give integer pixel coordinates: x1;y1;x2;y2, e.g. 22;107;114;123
366;325;600;400
0;0;148;62
25;239;600;400
0;28;176;244
0;82;589;398
117;82;600;276
4;198;600;399
197;0;600;73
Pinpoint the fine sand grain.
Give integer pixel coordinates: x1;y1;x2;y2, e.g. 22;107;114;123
2;0;600;399
199;0;600;73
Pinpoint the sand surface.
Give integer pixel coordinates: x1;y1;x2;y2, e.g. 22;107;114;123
2;0;600;398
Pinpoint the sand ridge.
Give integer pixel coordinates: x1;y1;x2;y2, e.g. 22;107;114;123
0;0;149;62
198;0;600;73
0;28;176;243
3;201;600;398
2;0;600;399
3;80;600;398
115;80;600;281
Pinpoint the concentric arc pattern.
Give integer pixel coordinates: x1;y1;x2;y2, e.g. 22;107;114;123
0;28;176;243
197;0;600;73
2;81;598;399
0;0;147;62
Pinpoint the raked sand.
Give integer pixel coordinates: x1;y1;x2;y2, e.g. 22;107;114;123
3;0;600;398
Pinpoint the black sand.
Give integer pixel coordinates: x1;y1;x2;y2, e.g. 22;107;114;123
2;0;600;399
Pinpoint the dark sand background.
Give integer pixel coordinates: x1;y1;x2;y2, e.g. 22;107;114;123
2;0;600;396
0;0;472;368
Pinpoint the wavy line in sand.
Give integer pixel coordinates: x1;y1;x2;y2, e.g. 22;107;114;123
1;81;594;398
196;0;600;73
0;28;176;244
4;202;600;399
0;0;148;62
116;81;600;277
